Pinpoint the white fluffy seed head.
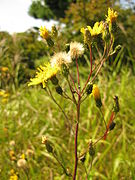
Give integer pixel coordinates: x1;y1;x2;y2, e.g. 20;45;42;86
17;159;27;168
50;52;72;68
69;42;84;59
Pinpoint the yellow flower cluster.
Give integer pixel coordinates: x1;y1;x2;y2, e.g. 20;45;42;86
28;63;59;88
81;22;103;38
10;169;18;180
81;8;118;43
0;90;9;103
39;26;49;40
106;8;118;23
87;22;104;36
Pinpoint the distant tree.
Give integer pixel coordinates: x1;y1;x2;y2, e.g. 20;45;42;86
28;0;72;20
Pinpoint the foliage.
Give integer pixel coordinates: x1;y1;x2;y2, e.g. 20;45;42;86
0;30;49;90
28;0;71;20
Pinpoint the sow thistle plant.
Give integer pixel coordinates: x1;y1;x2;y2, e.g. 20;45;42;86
28;8;120;179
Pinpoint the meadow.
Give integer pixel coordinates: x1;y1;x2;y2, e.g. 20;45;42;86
0;64;135;179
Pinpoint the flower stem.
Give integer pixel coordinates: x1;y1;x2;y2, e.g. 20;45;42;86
73;95;81;180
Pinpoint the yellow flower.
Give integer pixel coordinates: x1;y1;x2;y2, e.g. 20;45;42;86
28;63;59;88
10;174;18;180
39;26;49;39
106;8;118;23
0;90;5;96
0;67;9;72
20;153;25;160
87;22;103;36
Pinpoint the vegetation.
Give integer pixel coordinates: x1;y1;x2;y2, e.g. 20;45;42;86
0;1;135;179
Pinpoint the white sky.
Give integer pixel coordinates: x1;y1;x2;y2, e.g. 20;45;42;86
0;0;56;34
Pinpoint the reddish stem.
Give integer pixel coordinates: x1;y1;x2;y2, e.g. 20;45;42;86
73;96;81;180
104;112;115;140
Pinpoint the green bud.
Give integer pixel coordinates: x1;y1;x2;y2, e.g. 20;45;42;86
50;76;59;85
46;141;53;153
113;95;119;113
89;142;95;157
46;37;54;47
109;121;116;131
51;25;58;38
84;28;92;45
79;153;86;163
86;83;93;95
96;99;102;108
61;64;69;78
55;85;63;95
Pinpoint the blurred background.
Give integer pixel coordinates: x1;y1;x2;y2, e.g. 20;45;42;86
0;0;135;179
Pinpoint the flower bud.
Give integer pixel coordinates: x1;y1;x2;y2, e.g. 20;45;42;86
50;75;59;85
81;28;91;46
55;85;63;95
86;83;93;95
79;153;86;163
92;84;102;108
61;64;69;78
109;121;116;131
51;25;58;38
113;95;119;113
42;136;53;153
89;142;95;157
46;38;54;47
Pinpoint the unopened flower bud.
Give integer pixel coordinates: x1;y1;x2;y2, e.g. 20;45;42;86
42;136;53;153
55;85;63;95
81;28;91;45
113;95;119;113
46;38;54;47
50;75;59;85
79;153;86;163
51;25;58;38
89;142;95;157
61;64;69;78
109;121;116;131
92;84;102;108
86;83;93;95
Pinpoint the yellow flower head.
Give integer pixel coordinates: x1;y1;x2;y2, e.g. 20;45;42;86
0;66;9;72
39;26;49;39
106;8;118;23
87;22;103;36
92;84;101;100
28;63;59;88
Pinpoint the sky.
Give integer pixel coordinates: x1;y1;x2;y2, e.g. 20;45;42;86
0;0;135;34
0;0;56;34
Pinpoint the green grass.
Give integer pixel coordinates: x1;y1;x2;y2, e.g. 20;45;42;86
0;67;135;179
